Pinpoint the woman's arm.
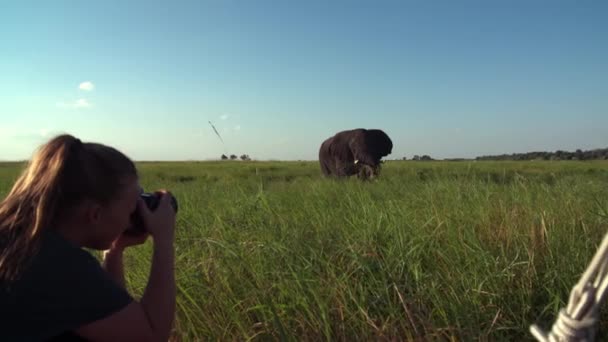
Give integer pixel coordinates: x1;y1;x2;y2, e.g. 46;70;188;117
75;193;176;342
76;239;175;342
102;248;126;289
102;232;150;289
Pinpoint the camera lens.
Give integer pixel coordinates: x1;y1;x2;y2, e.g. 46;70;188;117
140;192;178;212
125;192;178;235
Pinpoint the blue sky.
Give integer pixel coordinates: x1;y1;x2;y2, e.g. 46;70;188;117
1;0;606;161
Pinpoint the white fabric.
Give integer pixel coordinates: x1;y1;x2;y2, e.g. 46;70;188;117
530;230;608;341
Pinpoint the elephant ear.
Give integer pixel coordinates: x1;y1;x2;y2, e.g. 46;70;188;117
364;129;393;159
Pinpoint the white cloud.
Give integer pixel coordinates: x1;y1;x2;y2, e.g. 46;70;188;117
234;125;241;131
39;128;50;137
56;98;91;109
0;124;18;141
79;81;95;91
220;114;229;120
74;99;90;108
7;128;59;142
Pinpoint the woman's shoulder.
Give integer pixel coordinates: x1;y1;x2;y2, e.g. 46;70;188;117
38;230;98;262
0;230;93;286
26;230;116;292
2;229;117;300
0;230;133;341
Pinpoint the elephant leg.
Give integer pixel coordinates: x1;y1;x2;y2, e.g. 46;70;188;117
320;159;332;176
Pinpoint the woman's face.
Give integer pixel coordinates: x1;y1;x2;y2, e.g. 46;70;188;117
87;177;141;250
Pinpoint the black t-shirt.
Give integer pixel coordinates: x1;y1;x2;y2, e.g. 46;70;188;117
0;230;133;341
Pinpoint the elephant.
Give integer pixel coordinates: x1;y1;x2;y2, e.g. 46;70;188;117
318;128;393;180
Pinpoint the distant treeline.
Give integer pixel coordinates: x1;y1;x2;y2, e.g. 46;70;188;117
221;154;251;161
475;148;608;161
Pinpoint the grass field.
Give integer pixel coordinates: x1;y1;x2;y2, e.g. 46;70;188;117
2;160;608;341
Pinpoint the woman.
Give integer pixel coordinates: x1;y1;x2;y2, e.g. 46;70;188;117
0;134;177;341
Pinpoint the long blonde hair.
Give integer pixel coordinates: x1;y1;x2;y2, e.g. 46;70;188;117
0;134;137;282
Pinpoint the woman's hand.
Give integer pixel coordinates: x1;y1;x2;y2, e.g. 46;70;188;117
136;190;176;243
111;232;150;252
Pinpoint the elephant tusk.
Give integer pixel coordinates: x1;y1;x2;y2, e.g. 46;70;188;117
354;160;359;164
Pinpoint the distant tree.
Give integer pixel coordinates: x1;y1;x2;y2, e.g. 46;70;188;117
412;155;420;161
421;155;433;161
402;156;407;160
240;154;251;161
588;150;600;160
221;154;228;160
230;154;237;160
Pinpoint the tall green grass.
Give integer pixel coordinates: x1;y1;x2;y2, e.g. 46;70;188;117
2;160;608;340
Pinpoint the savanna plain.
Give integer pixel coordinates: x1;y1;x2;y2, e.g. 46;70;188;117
1;160;608;341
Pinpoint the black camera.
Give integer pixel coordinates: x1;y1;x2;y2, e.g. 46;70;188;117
125;192;178;235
